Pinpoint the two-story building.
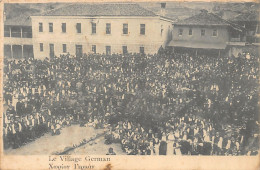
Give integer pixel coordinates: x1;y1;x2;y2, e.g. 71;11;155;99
167;9;245;56
4;13;34;59
31;3;173;60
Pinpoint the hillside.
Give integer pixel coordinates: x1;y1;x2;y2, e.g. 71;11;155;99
4;2;259;25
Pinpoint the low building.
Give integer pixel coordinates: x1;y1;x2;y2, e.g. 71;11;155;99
31;3;174;60
230;11;260;44
167;10;245;56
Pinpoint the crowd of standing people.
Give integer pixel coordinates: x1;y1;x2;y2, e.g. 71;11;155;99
3;48;259;155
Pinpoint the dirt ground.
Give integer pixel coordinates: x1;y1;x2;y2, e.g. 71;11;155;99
5;125;125;155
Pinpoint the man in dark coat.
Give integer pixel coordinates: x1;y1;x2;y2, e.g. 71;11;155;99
16;100;25;116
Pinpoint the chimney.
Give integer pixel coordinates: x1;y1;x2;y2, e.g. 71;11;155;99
160;3;166;16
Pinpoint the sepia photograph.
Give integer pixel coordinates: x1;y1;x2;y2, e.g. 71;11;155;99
1;0;259;168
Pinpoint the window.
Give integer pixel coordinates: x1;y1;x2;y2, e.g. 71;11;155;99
76;45;82;57
140;24;145;35
212;29;217;36
4;26;10;37
189;28;192;35
40;43;43;52
62;44;67;53
92;23;96;34
106;46;111;55
62;23;66;33
106;23;111;34
201;29;205;36
49;44;54;58
123;24;128;34
4;45;11;58
122;46;127;54
39;23;43;32
49;23;53;32
178;29;183;36
92;45;96;54
76;23;81;33
140;47;144;54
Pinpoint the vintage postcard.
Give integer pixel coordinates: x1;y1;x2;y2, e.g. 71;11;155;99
0;0;259;169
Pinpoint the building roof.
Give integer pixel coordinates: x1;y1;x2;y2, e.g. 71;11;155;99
4;4;40;26
175;10;230;26
5;15;32;26
167;40;227;49
40;3;157;17
231;12;259;22
174;10;244;32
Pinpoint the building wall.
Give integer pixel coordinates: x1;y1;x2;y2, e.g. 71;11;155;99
172;25;230;46
31;16;173;60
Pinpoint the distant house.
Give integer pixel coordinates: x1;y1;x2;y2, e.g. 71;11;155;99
230;11;260;44
167;10;245;56
31;3;174;60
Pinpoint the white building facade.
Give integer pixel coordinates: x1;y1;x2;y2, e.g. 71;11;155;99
31;4;173;60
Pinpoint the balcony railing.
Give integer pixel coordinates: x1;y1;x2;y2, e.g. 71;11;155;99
22;32;32;38
11;32;22;37
5;32;32;38
230;38;241;42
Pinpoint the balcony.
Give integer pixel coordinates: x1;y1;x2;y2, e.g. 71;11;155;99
4;25;32;39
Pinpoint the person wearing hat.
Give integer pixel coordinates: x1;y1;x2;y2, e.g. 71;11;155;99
212;131;221;155
153;132;160;155
4;91;11;106
7;105;16;117
16;95;25;115
22;115;29;144
10;119;19;149
30;115;36;140
17;118;24;146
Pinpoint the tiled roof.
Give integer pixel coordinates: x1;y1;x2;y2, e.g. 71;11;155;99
231;12;259;22
175;10;229;26
175;10;245;32
4;4;40;26
41;3;157;17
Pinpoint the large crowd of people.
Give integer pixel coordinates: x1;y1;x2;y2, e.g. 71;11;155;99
3;48;259;155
